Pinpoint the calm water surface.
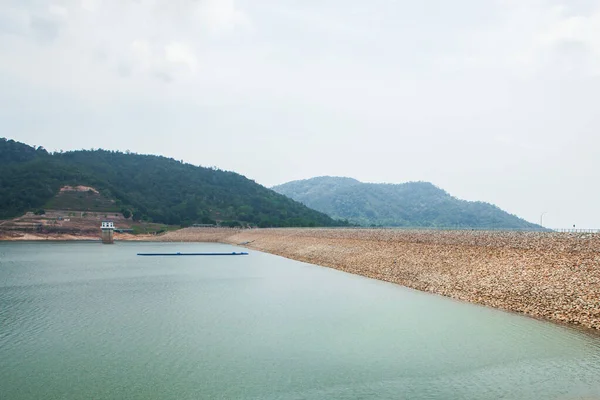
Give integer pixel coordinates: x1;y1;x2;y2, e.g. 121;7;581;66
1;241;599;400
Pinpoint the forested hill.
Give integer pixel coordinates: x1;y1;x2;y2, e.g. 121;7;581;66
0;138;344;227
272;176;542;229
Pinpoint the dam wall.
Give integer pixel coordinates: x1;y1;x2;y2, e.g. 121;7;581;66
153;228;600;330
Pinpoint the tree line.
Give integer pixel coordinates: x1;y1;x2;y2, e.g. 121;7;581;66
0;138;348;227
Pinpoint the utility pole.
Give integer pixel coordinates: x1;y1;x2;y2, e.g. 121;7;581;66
540;212;547;227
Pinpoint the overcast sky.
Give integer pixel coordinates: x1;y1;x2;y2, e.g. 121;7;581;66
1;0;599;228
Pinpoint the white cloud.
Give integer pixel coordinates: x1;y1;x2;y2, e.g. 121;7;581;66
437;0;600;76
0;0;249;82
48;4;69;20
165;42;198;72
127;39;198;80
130;39;153;69
534;6;600;73
81;0;100;12
195;0;251;33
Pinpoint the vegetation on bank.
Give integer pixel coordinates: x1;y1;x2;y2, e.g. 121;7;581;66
0;138;347;227
273;176;542;229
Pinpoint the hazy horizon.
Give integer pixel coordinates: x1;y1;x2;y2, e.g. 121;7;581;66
1;0;599;229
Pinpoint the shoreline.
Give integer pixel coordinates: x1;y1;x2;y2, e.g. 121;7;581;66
0;233;100;241
147;227;600;331
3;227;599;331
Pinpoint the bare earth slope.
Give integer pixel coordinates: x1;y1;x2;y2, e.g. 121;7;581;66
152;228;600;330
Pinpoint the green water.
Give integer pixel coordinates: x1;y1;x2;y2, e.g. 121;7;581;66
1;242;599;400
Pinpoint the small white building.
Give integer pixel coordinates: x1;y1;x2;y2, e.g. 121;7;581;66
101;221;115;230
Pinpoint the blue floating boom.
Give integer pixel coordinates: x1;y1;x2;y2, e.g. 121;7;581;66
137;252;249;256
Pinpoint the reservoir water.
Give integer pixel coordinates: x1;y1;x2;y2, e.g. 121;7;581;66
1;241;599;400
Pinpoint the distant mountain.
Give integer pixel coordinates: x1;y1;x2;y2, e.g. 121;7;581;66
272;176;541;229
0;138;344;228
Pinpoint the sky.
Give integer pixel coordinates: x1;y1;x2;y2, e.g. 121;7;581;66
1;0;599;229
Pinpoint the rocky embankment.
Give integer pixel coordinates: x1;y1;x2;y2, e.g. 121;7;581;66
152;228;600;330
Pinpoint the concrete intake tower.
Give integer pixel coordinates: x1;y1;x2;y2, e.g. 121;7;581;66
101;221;115;244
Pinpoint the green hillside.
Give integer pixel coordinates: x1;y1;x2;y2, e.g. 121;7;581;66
0;138;344;227
272;176;542;229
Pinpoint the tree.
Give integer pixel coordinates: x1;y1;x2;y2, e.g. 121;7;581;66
0;138;348;227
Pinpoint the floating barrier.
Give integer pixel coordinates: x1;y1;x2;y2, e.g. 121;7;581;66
137;252;249;256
